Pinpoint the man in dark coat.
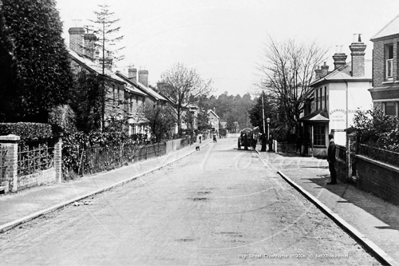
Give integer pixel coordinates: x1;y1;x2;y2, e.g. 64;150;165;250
327;134;337;184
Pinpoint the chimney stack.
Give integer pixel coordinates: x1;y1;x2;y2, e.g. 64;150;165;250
320;62;329;78
138;69;149;87
83;33;97;60
349;33;366;77
68;27;85;55
332;45;347;70
128;67;137;83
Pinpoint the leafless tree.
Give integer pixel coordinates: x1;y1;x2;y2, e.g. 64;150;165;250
258;37;328;137
159;63;213;135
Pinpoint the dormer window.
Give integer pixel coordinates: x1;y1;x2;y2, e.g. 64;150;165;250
385;44;394;80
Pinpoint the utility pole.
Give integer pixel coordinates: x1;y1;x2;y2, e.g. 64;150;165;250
261;91;267;152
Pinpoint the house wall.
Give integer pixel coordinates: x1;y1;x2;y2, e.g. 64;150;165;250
372;37;399;87
326;81;372;146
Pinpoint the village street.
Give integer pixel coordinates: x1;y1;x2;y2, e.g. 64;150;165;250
0;137;379;266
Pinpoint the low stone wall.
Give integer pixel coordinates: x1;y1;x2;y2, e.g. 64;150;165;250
356;155;399;206
18;167;56;190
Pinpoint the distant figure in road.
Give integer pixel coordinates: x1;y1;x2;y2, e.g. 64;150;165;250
327;134;337;184
213;133;217;143
199;134;202;144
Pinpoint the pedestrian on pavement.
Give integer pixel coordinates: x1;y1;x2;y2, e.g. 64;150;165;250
327;134;337;184
199;134;202;144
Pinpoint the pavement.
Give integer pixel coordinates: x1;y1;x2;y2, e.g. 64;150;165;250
256;148;399;266
0;140;211;233
0;138;398;265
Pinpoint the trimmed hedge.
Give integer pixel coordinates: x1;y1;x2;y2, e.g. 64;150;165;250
0;122;53;141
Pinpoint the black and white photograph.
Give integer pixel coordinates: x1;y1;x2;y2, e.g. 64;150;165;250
1;0;399;265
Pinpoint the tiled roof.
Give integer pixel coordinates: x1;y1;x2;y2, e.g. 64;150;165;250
372;14;399;40
135;81;167;101
68;47;126;84
115;71;166;101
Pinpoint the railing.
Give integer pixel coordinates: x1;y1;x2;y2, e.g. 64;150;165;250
18;144;54;176
358;144;399;168
0;146;8;186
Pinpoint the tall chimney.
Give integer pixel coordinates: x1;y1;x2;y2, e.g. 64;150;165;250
320;62;329;78
332;45;347;70
68;27;85;55
128;67;137;83
138;70;149;87
349;33;366;77
83;33;97;60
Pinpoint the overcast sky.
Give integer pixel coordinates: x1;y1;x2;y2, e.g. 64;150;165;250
56;0;399;96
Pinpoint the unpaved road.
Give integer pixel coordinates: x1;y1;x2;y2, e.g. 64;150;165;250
0;137;380;265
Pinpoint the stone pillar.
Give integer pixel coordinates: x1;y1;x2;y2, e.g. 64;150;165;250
54;135;63;183
0;135;20;192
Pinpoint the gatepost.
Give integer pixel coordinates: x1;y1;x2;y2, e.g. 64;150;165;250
0;134;20;192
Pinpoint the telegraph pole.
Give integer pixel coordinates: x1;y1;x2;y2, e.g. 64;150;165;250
261;91;267;152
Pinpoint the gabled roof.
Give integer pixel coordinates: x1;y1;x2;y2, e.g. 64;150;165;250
372;14;399;41
207;109;220;119
310;59;372;87
300;109;329;122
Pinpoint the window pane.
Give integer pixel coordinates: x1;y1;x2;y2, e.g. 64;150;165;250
385;102;396;116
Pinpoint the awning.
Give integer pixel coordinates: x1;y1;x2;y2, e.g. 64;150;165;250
300;110;329;123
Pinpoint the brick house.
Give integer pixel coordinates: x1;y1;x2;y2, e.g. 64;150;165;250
369;14;399;115
115;69;170;135
68;27;150;135
300;35;372;157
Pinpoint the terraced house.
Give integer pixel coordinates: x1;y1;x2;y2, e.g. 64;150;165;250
68;27;149;135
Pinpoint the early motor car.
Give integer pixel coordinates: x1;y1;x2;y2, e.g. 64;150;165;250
238;128;257;150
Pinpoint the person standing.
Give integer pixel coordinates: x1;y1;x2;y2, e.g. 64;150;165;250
327;134;337;184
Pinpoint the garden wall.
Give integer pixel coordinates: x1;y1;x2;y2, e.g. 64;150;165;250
355;155;399;206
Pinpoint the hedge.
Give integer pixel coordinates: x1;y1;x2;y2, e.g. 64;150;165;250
0;122;53;141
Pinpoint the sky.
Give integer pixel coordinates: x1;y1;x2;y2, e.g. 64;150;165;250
56;0;399;97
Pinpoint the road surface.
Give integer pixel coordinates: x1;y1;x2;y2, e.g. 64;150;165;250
0;137;380;265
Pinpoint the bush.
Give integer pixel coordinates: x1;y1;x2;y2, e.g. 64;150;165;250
353;108;399;152
0;122;53;142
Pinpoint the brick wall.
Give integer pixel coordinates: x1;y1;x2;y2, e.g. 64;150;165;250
356;155;399;206
372;37;399;87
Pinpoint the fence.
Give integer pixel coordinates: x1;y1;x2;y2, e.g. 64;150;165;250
74;141;170;176
358;144;399;168
18;144;54;176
